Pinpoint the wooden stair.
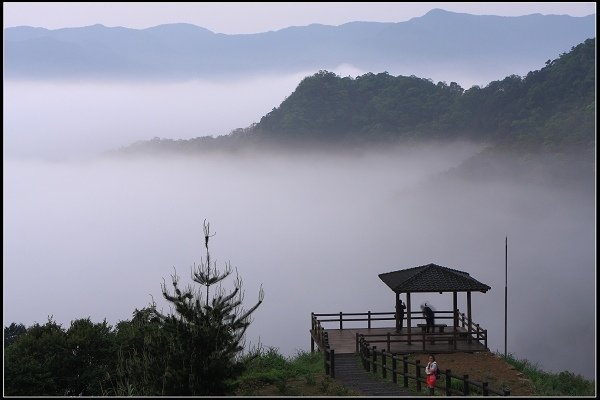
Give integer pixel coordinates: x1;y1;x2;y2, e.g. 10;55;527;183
333;353;414;396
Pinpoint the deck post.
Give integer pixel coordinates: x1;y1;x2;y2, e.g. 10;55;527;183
403;356;409;387
381;350;387;379
392;355;397;384
310;313;315;352
358;337;363;367
415;359;421;392
387;332;391;352
463;374;470;395
339;311;343;330
355;332;359;353
482;381;489;395
452;292;458;331
368;310;371;329
484;329;488;349
445;369;452;396
316;326;320;345
406;292;412;345
330;349;335;378
454;329;458;350
320;326;324;345
372;346;377;374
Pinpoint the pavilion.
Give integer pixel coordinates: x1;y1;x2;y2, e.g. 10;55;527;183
379;263;491;342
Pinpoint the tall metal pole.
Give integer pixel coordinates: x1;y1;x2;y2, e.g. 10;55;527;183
504;236;508;358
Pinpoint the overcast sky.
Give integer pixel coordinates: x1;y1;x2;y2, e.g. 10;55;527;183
3;2;596;33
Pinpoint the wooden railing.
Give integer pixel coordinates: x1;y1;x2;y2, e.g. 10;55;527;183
313;310;466;329
357;335;510;396
312;310;488;349
312;311;396;329
310;313;335;378
354;329;487;352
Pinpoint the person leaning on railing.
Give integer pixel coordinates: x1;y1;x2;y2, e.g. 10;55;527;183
421;303;435;333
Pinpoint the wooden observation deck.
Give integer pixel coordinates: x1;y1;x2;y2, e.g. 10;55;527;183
311;263;492;356
310;310;489;355
307;263;509;396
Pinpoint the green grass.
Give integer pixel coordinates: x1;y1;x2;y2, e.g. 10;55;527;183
236;348;597;397
235;347;356;396
498;352;595;396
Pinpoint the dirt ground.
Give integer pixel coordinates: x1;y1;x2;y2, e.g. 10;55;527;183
412;352;535;396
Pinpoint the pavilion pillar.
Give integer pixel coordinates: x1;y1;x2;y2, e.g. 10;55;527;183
452;291;458;331
467;291;472;335
395;291;400;332
406;292;412;344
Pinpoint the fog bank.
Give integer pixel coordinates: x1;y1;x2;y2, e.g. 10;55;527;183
3;75;304;160
3;145;595;379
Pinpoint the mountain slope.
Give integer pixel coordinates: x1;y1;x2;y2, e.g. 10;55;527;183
117;38;595;161
252;38;595;151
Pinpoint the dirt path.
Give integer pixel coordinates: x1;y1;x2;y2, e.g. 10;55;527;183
412;352;535;396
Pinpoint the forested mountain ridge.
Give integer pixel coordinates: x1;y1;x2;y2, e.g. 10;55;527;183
119;38;595;156
253;38;595;152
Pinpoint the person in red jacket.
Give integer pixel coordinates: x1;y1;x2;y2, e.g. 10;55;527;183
425;354;439;395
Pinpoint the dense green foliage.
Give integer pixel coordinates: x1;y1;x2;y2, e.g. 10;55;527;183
4;317;115;396
500;352;595;396
4;222;263;396
254;38;595;151
4;322;26;347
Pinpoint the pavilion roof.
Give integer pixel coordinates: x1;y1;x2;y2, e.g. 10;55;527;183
378;263;491;293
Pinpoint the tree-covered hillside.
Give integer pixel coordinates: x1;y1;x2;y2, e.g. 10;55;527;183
116;38;594;157
253;38;595;152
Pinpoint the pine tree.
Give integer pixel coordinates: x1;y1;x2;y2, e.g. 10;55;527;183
114;220;264;395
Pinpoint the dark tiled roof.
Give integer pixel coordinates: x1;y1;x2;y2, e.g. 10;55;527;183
378;263;491;293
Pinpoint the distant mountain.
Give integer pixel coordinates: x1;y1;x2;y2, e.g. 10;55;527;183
117;38;595;157
4;9;595;84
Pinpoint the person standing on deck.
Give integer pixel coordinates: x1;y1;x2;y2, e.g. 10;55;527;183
397;298;407;332
422;303;435;333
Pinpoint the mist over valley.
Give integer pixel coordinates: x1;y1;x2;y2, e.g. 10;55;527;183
3;10;595;386
4;139;595;378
